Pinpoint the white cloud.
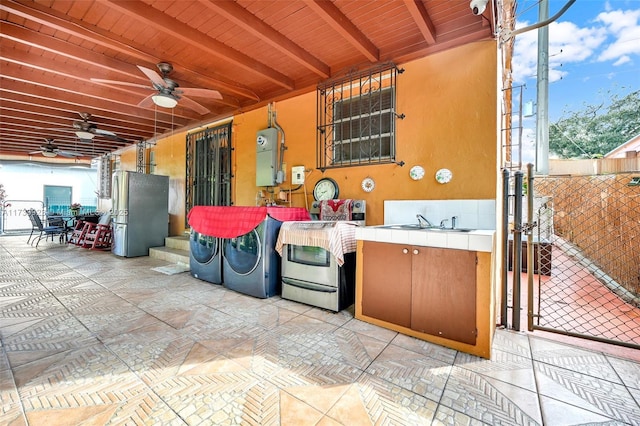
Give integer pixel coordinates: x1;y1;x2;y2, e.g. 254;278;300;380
596;9;640;62
613;55;631;66
512;20;607;84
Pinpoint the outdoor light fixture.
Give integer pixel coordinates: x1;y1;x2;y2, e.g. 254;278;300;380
152;93;178;108
75;131;95;140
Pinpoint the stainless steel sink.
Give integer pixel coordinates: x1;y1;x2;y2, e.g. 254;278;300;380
380;224;474;232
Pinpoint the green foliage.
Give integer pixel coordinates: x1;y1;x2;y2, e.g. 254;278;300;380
549;89;640;159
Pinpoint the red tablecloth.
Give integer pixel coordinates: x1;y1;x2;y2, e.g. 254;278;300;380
187;206;310;238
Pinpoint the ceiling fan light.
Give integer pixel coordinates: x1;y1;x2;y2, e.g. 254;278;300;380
41;151;57;158
152;93;178;108
75;131;95;140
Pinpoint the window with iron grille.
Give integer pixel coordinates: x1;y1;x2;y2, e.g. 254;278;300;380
185;122;232;227
317;63;403;170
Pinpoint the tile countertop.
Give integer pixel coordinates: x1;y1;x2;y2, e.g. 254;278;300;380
355;225;495;253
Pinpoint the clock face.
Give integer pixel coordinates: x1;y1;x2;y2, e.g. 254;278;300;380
313;178;339;200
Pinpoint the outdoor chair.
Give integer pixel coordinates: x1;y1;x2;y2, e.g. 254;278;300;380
26;209;66;248
46;213;73;242
70;213;111;249
83;221;113;250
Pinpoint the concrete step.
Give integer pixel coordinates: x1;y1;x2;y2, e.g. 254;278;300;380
149;235;190;266
164;235;190;251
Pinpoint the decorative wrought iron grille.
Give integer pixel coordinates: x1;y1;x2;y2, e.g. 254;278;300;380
98;154;112;199
316;63;403;170
185;122;233;227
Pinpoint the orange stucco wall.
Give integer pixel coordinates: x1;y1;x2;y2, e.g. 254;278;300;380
118;40;498;235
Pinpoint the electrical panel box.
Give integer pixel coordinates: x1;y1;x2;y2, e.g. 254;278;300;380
256;128;278;186
291;166;305;184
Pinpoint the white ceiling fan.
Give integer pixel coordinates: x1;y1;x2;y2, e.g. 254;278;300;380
30;139;83;158
91;62;222;115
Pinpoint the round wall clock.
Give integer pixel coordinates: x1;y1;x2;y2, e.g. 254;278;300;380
313;177;339;200
361;177;375;193
435;168;453;184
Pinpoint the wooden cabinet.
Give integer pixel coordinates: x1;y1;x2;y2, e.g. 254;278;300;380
362;241;412;327
361;241;477;345
410;247;477;345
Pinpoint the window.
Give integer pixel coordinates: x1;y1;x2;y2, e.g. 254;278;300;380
185;122;233;227
317;63;403;170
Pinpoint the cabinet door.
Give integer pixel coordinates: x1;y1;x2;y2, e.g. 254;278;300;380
411;247;477;345
362;241;412;327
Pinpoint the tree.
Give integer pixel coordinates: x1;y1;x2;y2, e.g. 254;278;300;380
549;89;640;159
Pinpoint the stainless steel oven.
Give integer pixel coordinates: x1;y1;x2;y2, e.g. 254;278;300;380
276;221;357;312
281;243;355;312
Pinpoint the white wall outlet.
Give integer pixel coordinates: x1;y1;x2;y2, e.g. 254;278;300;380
291;166;305;184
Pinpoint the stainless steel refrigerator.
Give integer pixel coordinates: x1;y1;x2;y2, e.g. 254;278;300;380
111;171;169;257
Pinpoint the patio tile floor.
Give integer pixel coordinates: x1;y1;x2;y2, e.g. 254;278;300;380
1;235;639;425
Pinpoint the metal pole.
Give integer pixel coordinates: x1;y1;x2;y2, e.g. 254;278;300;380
512;171;524;331
527;164;535;331
501;169;510;327
535;0;549;174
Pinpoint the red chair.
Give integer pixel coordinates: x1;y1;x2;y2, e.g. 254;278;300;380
69;213;110;247
67;220;90;246
83;222;113;250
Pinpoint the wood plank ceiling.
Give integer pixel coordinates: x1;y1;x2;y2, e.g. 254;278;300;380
0;0;499;160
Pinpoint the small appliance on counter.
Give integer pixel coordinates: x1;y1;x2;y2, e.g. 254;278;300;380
276;221;357;312
309;199;366;226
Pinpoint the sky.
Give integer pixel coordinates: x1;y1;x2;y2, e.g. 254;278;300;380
511;0;640;163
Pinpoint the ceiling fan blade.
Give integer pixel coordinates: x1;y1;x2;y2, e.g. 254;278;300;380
180;87;223;100
29;150;41;155
91;78;152;90
179;95;211;115
93;128;128;142
58;150;83;158
137;65;167;88
93;128;117;137
138;94;155;108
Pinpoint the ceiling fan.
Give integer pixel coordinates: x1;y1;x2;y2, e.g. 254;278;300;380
72;112;127;142
91;62;222;115
30;139;83;158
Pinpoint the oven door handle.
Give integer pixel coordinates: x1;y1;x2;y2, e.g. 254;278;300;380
282;277;337;293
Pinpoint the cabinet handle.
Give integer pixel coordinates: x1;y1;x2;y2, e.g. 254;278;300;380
402;248;409;254
413;249;419;255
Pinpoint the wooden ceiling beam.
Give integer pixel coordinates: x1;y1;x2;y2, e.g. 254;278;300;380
99;0;295;90
304;0;379;63
0;101;161;137
0;65;200;123
199;0;330;79
1;0;260;101
403;0;437;45
0;88;181;132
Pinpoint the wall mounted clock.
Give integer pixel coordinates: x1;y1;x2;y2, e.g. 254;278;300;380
313;177;339;200
361;177;375;192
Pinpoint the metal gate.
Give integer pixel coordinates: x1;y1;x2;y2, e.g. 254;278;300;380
185;122;233;226
505;168;640;349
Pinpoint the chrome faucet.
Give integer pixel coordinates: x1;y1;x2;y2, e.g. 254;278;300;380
416;214;433;228
451;216;458;229
439;219;449;229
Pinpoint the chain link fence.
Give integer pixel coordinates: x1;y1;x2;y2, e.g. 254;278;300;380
531;173;640;348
